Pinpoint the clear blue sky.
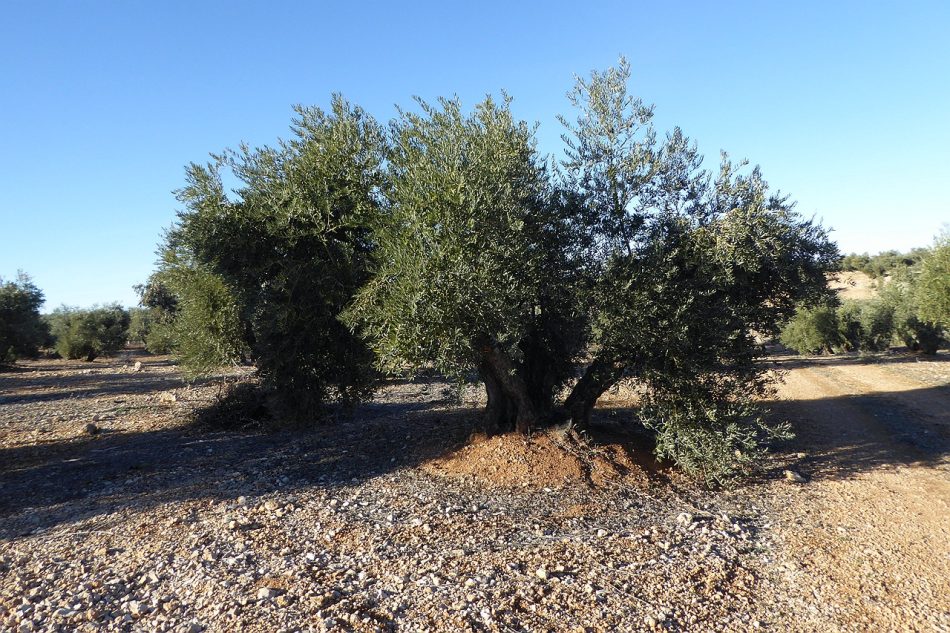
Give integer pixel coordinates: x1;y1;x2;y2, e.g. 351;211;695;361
2;1;948;309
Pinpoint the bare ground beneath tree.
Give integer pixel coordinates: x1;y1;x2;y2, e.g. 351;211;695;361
0;350;948;631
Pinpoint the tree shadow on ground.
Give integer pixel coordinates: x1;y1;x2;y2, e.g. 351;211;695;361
2;356;949;537
766;385;950;482
0;359;236;407
0;379;480;537
765;348;950;371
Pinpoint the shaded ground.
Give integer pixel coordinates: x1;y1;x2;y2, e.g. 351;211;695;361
0;350;948;631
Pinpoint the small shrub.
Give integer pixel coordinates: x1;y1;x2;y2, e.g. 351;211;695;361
780;305;841;354
48;304;130;361
641;378;790;487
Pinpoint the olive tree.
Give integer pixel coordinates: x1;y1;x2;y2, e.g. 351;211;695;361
346;95;589;434
916;231;950;328
780;304;842;354
349;60;838;483
48;304;130;361
0;273;48;364
162;96;386;416
881;280;942;354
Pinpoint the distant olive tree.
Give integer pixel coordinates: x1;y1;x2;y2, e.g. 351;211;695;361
840;248;929;278
837;299;895;352
0;272;48;364
131;278;180;355
48;304;130;361
780;305;842;354
880;280;942;355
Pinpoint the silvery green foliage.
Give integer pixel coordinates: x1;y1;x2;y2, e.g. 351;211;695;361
345;96;589;431
348;96;550;374
780;304;842;354
48;304;130;362
917;231;950;328
556;59;836;484
165;95;386;417
155;63;839;484
559;56;658;256
150;251;247;377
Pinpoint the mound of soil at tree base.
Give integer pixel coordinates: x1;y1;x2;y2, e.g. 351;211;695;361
422;427;658;490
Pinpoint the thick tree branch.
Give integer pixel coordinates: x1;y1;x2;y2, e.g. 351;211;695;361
563;355;626;429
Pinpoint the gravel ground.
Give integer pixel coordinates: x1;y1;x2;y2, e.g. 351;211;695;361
1;351;949;632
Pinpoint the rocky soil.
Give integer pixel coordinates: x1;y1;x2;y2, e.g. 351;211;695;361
1;350;949;632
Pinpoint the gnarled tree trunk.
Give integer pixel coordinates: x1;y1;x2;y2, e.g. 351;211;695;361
563;356;626;429
479;360;514;435
478;339;539;434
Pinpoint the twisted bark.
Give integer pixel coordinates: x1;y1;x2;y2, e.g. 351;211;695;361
478;339;539;434
563;356;626;429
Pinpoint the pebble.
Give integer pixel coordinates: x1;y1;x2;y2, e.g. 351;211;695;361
784;470;807;483
128;601;147;617
4;360;877;633
257;587;283;600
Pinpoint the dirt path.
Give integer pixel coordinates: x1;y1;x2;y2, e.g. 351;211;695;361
766;355;950;632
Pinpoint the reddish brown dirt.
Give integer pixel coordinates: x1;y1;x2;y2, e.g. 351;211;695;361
422;428;653;490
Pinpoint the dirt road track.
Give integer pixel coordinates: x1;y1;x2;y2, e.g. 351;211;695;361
767;355;950;632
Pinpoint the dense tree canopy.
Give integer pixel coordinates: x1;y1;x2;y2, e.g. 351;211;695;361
0;273;48;364
159;60;839;483
348;60;838;481
916;232;950;327
47;304;130;362
158;96;386;416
